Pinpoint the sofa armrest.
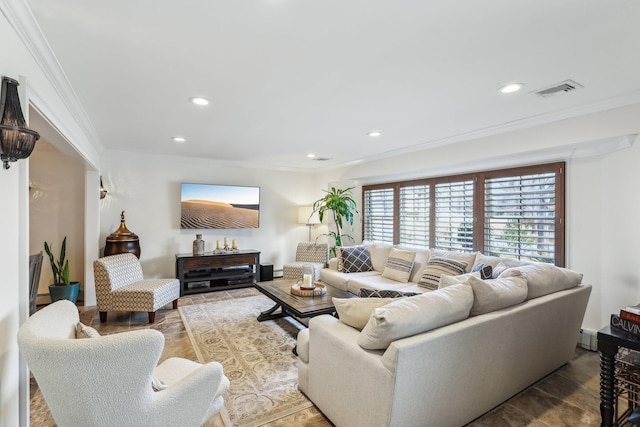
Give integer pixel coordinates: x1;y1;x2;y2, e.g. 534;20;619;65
305;315;394;427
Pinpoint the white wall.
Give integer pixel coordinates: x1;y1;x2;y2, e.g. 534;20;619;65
0;162;25;427
600;140;640;323
0;3;103;426
29;143;85;302
100;151;321;277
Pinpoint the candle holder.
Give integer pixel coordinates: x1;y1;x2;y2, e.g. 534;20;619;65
212;246;239;254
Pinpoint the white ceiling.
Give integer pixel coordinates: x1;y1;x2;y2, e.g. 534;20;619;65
24;0;640;171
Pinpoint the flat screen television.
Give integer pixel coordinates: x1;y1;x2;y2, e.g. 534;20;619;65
180;183;260;229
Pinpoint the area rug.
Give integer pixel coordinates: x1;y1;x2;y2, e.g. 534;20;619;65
179;295;313;427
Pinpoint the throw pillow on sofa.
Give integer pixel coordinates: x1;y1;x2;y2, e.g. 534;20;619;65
472;263;493;280
362;241;394;272
340;246;374;273
359;288;420;298
499;263;583;300
333;297;395;330
418;257;468;290
381;248;416;283
467;274;528;315
492;262;508;279
438;271;481;288
430;250;477;273
357;283;474;350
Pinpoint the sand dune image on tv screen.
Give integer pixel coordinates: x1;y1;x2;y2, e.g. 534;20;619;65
181;200;259;229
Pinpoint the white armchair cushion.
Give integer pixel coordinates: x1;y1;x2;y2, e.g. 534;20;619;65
357;283;473;350
76;322;100;339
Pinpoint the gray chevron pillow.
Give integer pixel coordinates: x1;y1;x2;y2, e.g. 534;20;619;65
340;246;373;273
359;288;420;298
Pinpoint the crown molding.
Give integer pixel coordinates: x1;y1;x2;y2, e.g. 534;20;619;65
0;0;103;153
354;134;637;186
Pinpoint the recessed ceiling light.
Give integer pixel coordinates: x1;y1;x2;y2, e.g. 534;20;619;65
307;153;316;158
189;97;210;106
367;130;382;137
172;136;186;143
499;83;524;94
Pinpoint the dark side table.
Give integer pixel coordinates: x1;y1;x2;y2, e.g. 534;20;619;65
598;324;640;427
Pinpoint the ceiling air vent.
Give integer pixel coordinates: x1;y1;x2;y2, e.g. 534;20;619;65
533;80;584;98
312;157;332;161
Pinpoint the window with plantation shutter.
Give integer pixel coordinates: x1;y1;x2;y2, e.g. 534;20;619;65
362;162;565;266
434;180;474;251
363;187;394;243
399;184;429;247
484;172;557;263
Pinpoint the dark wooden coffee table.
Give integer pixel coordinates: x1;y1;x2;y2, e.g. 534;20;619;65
254;280;355;322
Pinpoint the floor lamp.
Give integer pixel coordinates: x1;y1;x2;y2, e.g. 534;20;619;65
298;206;321;241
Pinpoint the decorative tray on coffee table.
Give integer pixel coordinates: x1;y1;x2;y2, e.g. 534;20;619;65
290;281;327;296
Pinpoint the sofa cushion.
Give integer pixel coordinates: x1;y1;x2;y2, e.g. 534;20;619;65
357;283;474;350
492;262;508;279
472;263;493;280
151;376;168;392
418;257;468;290
474;253;529;269
363;241;394;272
340;246;374;273
430;250;478;273
381;248;416;283
359;288;420;298
333;297;395;330
347;274;418;295
438;271;481;288
500;263;583;300
467;274;528;315
395;245;431;283
320;268;379;292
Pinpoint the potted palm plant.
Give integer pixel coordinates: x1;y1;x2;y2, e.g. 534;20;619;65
311;186;360;256
44;236;80;303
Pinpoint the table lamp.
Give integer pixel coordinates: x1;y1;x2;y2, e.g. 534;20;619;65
298;206;321;241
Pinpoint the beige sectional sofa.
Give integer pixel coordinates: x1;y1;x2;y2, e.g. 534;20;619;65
297;241;591;427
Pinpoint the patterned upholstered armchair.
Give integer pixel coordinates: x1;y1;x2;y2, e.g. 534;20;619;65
93;253;180;323
282;242;329;281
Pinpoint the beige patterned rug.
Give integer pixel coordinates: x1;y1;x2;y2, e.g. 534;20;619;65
179;295;313;427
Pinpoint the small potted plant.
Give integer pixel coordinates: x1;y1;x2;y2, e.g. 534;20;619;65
44;236;80;303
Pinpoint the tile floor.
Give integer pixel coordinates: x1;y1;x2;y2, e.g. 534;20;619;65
30;288;604;426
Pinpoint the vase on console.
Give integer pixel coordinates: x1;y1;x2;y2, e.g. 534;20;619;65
193;234;205;256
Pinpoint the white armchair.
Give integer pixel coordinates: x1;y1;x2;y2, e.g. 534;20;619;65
282;242;329;281
18;299;229;427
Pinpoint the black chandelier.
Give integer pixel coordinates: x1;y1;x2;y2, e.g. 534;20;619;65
0;76;40;170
